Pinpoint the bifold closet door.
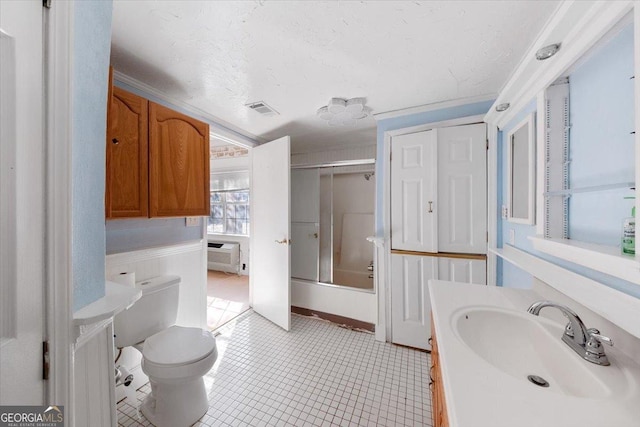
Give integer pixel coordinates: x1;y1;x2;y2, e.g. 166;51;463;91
437;258;486;285
437;123;487;254
391;254;436;350
391;130;438;252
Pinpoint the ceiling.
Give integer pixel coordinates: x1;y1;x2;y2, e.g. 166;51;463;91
111;0;560;152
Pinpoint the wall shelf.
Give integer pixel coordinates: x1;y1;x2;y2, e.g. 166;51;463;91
544;182;635;197
529;235;640;285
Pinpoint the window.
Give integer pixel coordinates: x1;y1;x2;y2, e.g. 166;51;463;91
208;190;250;235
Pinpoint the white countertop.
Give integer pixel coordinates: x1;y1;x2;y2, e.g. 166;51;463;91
429;281;640;427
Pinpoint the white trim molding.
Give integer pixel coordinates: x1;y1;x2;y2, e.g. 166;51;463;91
485;1;633;128
45;0;74;417
113;70;260;148
486;124;498;286
106;241;203;265
373;93;495;121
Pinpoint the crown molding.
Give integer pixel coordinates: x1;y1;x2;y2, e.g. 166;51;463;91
113;70;262;148
485;0;633;129
373;93;496;121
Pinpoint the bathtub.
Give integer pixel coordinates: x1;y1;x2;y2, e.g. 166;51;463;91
333;269;373;290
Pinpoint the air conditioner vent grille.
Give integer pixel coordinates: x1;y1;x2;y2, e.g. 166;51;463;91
246;101;279;116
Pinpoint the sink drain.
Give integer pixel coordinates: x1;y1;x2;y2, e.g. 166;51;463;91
527;375;550;388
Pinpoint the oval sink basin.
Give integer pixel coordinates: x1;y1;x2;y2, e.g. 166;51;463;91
452;307;614;398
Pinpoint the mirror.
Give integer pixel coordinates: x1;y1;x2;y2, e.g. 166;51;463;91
507;112;535;224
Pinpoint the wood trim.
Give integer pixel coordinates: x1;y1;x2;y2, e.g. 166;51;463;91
291;306;375;332
390;250;486;260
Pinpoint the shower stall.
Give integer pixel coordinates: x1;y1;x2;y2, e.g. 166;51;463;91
291;163;375;291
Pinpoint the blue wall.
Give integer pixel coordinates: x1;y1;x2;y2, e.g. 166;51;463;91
72;1;113;311
497;23;640;299
375;100;495;235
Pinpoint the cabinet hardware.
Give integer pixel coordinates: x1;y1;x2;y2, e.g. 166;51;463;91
112;138;119;145
428;201;433;213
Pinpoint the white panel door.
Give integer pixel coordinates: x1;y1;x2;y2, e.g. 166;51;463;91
437;258;487;285
391;130;438;252
391;254;436;350
0;0;45;404
438;123;487;254
250;136;291;331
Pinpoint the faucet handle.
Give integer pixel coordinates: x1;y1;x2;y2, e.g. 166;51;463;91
587;328;613;346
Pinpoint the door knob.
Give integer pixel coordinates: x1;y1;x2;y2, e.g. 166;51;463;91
275;238;291;245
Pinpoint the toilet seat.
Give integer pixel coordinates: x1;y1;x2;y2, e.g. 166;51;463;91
143;326;216;366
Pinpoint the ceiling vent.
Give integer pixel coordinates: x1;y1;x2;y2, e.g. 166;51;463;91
246;101;279;116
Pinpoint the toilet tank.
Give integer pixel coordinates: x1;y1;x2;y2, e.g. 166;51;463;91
113;275;181;348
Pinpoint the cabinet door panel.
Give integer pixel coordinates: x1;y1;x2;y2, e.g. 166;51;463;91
437;123;487;253
391;253;436;350
149;103;210;217
391;130;438;252
437;258;486;285
106;87;148;218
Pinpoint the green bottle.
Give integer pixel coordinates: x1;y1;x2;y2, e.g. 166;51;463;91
622;205;635;255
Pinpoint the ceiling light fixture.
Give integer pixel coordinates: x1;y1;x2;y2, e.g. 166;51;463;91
535;43;561;61
317;97;371;126
495;103;510;112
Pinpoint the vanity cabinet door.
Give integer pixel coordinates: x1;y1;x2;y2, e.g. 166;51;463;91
149;102;210;217
106;86;149;218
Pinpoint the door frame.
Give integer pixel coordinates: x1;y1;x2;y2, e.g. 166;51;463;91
380;114;486;343
45;0;74;414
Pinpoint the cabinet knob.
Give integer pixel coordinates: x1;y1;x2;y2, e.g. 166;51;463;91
112;138;119;145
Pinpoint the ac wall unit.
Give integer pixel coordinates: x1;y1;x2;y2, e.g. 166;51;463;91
207;242;240;273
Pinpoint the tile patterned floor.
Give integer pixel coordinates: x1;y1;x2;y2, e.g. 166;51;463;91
118;311;433;426
207;271;250;330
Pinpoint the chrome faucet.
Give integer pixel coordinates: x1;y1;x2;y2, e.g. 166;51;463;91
527;301;613;366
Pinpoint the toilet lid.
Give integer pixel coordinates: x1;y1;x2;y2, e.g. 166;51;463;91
143;326;216;366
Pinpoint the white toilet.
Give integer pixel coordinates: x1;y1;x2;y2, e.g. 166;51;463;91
114;275;217;427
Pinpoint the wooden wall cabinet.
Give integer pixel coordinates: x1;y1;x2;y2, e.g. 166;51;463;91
149;102;210;217
106;86;149;218
430;318;449;427
106;86;209;219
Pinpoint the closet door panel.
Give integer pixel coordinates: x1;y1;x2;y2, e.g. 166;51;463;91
391;130;438;252
437;257;486;285
391;253;436;350
438;123;487;254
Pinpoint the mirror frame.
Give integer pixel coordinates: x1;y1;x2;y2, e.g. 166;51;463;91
507;112;536;225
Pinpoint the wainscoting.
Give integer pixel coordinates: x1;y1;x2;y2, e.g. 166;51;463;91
105;241;207;404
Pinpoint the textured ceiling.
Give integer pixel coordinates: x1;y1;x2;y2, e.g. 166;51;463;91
111;0;559;152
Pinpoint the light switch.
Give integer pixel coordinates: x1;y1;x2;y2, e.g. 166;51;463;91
185;217;200;227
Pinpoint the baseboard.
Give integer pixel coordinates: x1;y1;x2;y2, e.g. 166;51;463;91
291;306;375;332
